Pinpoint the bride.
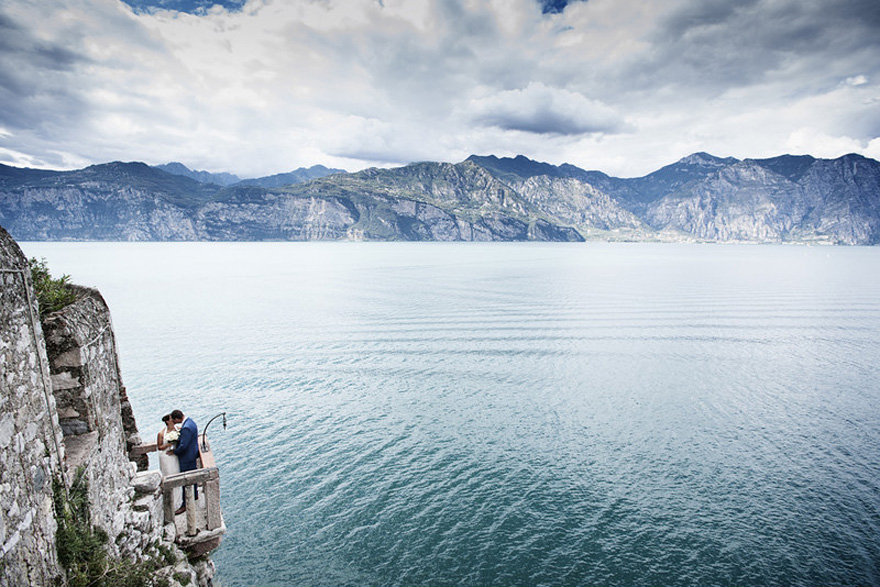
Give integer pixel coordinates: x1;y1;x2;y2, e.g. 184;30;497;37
157;414;182;508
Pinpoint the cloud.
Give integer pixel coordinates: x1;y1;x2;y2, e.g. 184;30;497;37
322;116;440;165
0;11;89;131
0;0;879;177
468;82;624;135
620;0;880;98
845;75;868;87
784;127;877;160
865;137;880;162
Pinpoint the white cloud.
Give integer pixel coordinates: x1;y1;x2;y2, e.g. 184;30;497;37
845;75;868;87
785;128;865;158
865;137;880;161
1;0;879;177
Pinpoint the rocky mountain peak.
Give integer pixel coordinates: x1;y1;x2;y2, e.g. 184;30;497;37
750;154;817;182
467;154;567;181
154;162;242;187
675;152;739;168
85;161;154;175
233;165;346;188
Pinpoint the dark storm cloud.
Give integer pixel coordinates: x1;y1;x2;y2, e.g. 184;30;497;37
470;83;624;136
0;11;89;130
475;109;608;135
0;14;82;71
624;0;880;96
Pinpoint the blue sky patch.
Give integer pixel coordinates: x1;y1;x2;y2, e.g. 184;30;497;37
122;0;246;14
120;0;582;16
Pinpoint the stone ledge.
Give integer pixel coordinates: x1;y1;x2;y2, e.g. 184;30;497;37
62;430;99;471
175;519;226;555
132;470;163;495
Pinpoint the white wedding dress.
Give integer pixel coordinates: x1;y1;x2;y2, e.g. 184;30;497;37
158;428;182;509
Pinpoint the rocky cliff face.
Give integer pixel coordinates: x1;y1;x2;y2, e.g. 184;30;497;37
2;152;879;244
638;154;880;244
795;155;880;244
512;175;646;234
287;160;584;242
0;162;211;241
644;160;805;242
194;188;357;240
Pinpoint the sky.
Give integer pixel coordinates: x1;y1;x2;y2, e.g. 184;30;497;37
1;0;879;179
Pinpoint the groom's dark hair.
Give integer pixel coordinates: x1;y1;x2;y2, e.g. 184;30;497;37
171;409;184;420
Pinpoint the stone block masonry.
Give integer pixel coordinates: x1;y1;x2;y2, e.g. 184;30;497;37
0;224;216;586
41;285;144;556
0;227;64;585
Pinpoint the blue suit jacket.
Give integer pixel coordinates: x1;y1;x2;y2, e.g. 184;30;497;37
174;417;200;470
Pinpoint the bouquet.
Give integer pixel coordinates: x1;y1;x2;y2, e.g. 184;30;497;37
164;430;180;444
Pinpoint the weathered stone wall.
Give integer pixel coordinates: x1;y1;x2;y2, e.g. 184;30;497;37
0;226;64;586
43;285;123;437
1;224;216;586
42;285;146;554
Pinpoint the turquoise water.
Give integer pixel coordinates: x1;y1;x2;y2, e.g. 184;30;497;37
21;242;880;586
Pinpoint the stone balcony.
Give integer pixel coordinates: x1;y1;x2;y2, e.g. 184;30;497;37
131;437;225;557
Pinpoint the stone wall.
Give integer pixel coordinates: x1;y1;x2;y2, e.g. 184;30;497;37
42;285;148;556
0;224;216;586
43;286;117;437
0;226;64;585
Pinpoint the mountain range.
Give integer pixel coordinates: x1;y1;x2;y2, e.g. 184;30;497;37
1;153;878;244
154;162;346;187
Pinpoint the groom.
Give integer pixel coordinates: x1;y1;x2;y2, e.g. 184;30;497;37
169;409;199;515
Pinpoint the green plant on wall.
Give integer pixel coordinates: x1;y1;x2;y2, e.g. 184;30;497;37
29;257;77;318
53;468;166;587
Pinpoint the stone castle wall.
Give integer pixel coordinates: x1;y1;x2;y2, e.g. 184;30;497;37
0;227;64;585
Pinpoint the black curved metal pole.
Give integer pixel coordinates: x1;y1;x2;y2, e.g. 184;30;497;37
201;412;227;451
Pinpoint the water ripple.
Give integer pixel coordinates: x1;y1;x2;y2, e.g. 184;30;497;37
20;242;880;586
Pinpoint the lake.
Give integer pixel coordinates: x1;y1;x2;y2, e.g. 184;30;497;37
20;241;880;586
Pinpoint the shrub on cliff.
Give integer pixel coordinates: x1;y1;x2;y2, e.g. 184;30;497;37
53;468;168;587
29;257;77;318
53;470;110;586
